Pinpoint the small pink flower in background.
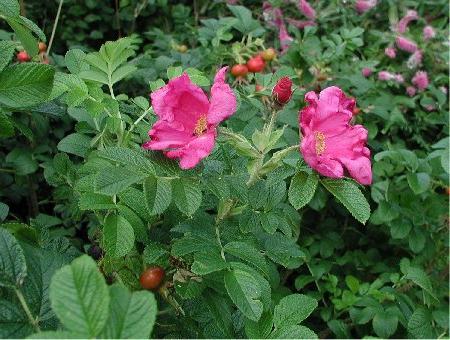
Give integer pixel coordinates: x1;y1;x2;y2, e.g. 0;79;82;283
279;24;293;54
355;0;377;13
299;86;372;185
423;25;436;40
362;67;373;77
394;74;404;83
406;86;417;97
143;67;236;169
378;71;394;81
425;104;435;111
286;18;316;29
396;36;418;53
407;49;423;69
385;47;396;59
412;70;429;91
298;0;316;20
397;10;418;33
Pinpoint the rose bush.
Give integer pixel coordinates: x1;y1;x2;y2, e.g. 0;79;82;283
0;0;448;339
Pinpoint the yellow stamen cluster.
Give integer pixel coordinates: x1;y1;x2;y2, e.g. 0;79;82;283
194;115;208;136
314;131;326;155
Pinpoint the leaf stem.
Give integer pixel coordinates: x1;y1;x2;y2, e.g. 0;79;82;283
15;288;40;332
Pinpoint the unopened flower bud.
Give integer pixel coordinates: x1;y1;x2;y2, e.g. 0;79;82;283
272;77;293;105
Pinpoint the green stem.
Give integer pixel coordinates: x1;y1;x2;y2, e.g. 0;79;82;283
15;288;40;332
0;168;15;173
214;221;226;261
46;0;64;55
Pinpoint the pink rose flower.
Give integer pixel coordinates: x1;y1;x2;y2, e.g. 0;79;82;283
143;67;237;169
298;0;316;20
385;47;396;59
362;67;373;77
394;74;404;83
407;49;422;69
355;0;377;13
378;71;394;81
423;25;436;40
396;36;418;53
299;86;372;185
406;86;417;97
286;18;316;28
397;10;418;34
412;70;429;91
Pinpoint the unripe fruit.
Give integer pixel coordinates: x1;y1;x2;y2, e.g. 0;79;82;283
231;64;248;78
255;84;264;92
140;266;165;290
247;55;265;73
261;48;276;61
177;44;188;53
38;42;47;52
17;51;31;63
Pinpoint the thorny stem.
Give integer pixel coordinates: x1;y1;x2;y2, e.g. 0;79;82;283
15;288;40;332
215;221;226;261
47;0;64;55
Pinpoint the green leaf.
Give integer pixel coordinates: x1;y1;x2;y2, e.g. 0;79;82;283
224;267;263;321
245;312;274;339
372;310;398;338
95;166;146;196
406;172;431;194
0;202;9;221
288;172;318;209
98;147;155;174
407;308;433;339
0;63;55;108
0;0;20;17
65;49;89;74
172;178;202;216
57;133;91;157
143;175;172;215
405;267;436;300
271;325;318;339
0;41;16;72
27;331;82;338
321;179;371;224
203;290;234;338
7;18;38;57
167;66;183;79
224;241;269;278
5;148;37;175
0;229;27;287
0;299;34;338
111;65;136;84
78;193;114;210
185;68;210;86
0;112;15;137
345;275;360;293
274;294;318;328
103;214;135;258
191;251;228;275
49;255;110;337
101;284;157;339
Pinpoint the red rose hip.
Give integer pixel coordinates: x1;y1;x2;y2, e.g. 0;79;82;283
231;64;248;78
17;51;31;63
246;55;265;73
140;266;165;290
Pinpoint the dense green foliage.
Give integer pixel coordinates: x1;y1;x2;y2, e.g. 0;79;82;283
0;0;448;338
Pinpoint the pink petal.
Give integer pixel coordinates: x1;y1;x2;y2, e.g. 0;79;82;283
340;155;372;185
207;67;237;125
316;86;353;121
150;73;209;128
166;130;216;169
143;120;193;150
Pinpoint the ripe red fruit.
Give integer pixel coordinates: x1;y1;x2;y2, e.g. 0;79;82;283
272;77;293;105
247;55;265;73
261;48;276;61
140;266;165;290
231;64;248;78
445;187;450;195
17;51;31;63
38;42;47;52
353;106;361;115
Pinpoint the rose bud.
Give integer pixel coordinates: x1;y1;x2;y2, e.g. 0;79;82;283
272;77;293;105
